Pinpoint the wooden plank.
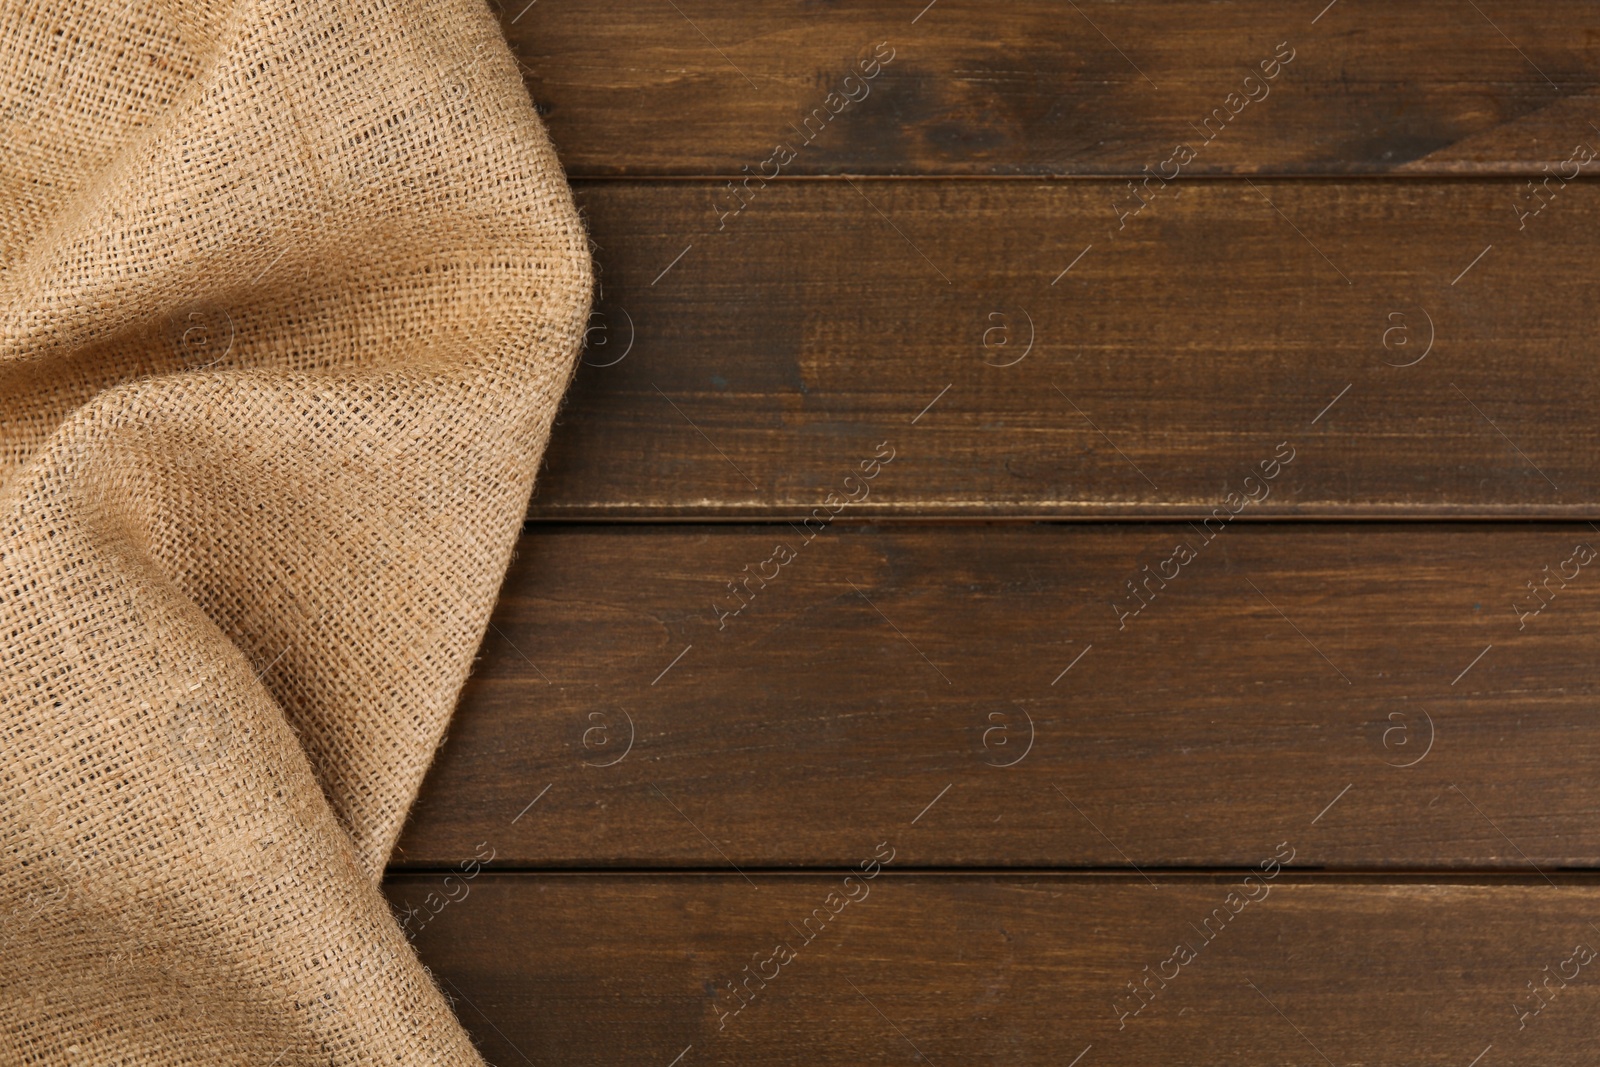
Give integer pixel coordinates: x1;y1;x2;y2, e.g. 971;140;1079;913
385;873;1600;1065
503;0;1600;177
395;523;1600;870
536;179;1600;518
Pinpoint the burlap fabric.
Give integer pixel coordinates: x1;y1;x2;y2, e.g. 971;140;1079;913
0;0;590;1059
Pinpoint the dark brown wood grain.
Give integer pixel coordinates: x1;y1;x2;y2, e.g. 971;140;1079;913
502;0;1600;177
395;523;1600;870
415;7;1600;1053
384;872;1600;1065
536;179;1600;518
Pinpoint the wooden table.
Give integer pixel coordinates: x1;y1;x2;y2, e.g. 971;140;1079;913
385;3;1600;1062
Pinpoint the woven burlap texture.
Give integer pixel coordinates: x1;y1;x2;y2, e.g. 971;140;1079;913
0;0;591;1060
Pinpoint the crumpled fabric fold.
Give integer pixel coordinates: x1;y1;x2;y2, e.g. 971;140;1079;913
0;0;590;1060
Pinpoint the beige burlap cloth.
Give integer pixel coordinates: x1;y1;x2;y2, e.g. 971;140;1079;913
0;0;590;1059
